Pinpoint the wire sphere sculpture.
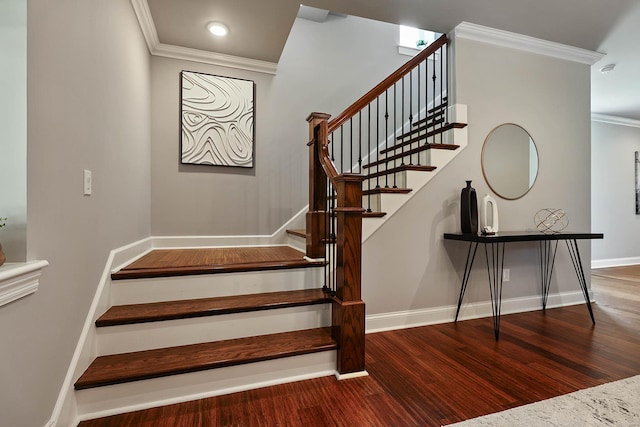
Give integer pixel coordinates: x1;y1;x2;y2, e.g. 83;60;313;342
535;208;569;233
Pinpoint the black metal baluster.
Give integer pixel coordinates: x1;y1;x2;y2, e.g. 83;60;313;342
358;111;362;175
409;68;420;166
349;118;353;173
366;104;372;212
401;78;405;166
432;54;437;145
424;55;429;147
444;44;449;126
439;44;444;144
393;83;397;188
375;96;380;189
340;126;344;173
384;89;389;188
417;63;421;128
330;132;335;162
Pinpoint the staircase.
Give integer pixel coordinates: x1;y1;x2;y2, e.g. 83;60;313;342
71;34;468;424
73;246;335;420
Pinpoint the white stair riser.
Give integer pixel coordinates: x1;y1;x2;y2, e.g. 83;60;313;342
75;351;337;423
110;267;325;305
97;304;331;355
286;232;306;251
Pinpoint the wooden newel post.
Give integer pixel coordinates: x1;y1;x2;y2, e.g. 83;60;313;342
306;112;331;259
306;112;366;375
333;174;366;375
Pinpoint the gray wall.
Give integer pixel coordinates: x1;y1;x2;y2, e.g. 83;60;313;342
0;0;27;261
0;1;151;426
591;120;640;262
151;14;408;236
363;38;592;315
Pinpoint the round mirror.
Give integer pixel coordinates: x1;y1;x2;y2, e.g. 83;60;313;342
481;124;538;200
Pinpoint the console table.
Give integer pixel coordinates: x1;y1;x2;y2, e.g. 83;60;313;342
443;231;603;339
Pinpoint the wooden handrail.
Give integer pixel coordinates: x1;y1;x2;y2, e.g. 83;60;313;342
327;34;448;133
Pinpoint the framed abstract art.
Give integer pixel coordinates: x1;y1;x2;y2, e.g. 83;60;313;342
180;70;255;168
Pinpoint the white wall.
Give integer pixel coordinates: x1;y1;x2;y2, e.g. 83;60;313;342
0;1;151;426
363;37;592;316
151;14;409;236
0;0;27;261
591;120;640;264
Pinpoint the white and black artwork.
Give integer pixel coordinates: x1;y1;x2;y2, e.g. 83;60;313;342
180;71;255;167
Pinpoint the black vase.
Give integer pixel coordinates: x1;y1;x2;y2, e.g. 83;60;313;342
460;180;478;234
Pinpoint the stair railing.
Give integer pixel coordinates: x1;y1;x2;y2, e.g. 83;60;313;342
306;35;449;376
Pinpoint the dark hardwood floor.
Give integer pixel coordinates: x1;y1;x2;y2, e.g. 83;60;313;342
79;266;640;427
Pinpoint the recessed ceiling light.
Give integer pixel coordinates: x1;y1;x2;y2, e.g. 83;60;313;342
207;22;228;37
599;63;616;74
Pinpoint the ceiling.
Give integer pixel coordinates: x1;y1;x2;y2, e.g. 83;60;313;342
145;0;640;121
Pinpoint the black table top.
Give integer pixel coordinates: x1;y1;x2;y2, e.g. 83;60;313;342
443;231;604;243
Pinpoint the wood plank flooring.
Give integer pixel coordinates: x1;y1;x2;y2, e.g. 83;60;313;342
111;246;325;280
79;266;640;426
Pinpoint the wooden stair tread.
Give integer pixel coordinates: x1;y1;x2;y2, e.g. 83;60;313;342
401;117;446;138
412;99;448;127
286;229;306;238
363;211;387;218
111;246;325;280
363;143;458;169
363;187;412;195
366;165;436;180
331;211;387;218
381;122;467;155
96;288;332;327
74;328;337;390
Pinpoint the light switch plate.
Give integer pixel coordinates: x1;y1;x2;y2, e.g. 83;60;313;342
83;169;92;195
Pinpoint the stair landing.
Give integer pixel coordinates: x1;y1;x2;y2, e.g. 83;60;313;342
111;246;325;280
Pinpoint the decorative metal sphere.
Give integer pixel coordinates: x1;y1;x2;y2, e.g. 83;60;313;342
534;208;569;233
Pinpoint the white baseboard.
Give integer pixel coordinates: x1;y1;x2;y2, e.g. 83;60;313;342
591;257;640;269
366;290;593;333
150;206;308;249
335;370;369;380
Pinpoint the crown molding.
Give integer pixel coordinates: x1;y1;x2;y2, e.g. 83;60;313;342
153;43;278;75
130;0;159;50
591;113;640;128
129;0;278;75
451;22;605;65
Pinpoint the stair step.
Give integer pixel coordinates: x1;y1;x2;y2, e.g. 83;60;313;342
366;164;436;180
111;246;325;280
96;288;332;327
403;117;446;138
382;122;467;155
362;187;412;196
286;229;306;239
330;210;387;218
412;98;448;128
363;143;458;169
363;211;387;218
75;328;336;390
